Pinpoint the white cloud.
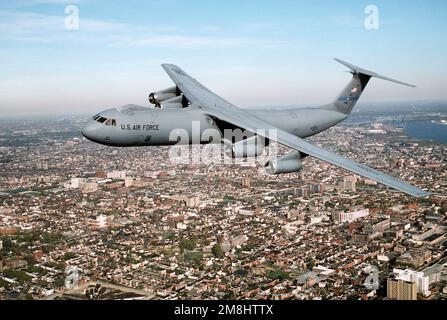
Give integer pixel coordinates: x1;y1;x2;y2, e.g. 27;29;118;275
17;0;84;4
110;35;264;49
0;9;288;49
0;10;127;36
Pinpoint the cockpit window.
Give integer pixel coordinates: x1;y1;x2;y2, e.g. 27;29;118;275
93;115;116;126
104;119;117;126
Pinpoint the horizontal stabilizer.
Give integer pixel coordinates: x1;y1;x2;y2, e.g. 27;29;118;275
334;58;416;88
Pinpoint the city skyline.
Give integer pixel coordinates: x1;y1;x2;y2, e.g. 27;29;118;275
0;107;446;300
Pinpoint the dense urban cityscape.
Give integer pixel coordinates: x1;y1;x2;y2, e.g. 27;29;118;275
0;108;446;300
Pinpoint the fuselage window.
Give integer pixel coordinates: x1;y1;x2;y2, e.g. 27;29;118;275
97;117;107;123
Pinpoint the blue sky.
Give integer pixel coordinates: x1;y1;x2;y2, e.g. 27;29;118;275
0;0;446;115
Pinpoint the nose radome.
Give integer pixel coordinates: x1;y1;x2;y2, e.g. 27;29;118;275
81;121;97;140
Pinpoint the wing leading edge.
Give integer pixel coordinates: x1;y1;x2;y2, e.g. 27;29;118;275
161;64;431;197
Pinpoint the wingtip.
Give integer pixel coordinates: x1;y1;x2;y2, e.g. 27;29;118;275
411;189;432;197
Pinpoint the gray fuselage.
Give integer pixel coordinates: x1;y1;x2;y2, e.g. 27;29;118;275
81;105;348;147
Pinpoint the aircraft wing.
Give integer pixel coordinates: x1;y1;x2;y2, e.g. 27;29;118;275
161;64;431;197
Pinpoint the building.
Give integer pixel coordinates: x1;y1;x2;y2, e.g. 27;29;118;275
351;232;370;244
0;257;28;272
87;214;108;229
107;170;126;180
171;195;201;208
0;227;18;235
81;182;98;193
95;171;107;179
309;183;325;194
396;248;432;269
339;176;356;191
293;187;309;198
422;263;444;285
32;250;44;262
143;171;159;178
393;268;430;296
124;177;134;187
185;196;200;208
70;177;86;189
231;235;248;247
364;216;391;233
387;278;417;300
332;208;369;223
241;178;251;187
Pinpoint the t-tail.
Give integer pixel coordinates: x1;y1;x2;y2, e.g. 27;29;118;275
329;58;416;115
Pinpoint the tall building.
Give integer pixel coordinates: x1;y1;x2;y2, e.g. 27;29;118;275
293;187;309;198
87;214;108;229
393;268;430;296
387;278;417;300
70;177;86;189
339;176;356;191
124;177;134;187
310;183;325;194
332;208;369;223
241;177;251;187
107;170;126;180
185;196;200;208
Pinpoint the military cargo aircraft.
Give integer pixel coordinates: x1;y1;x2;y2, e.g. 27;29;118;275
81;59;431;197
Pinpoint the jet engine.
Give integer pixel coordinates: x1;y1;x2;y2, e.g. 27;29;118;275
148;86;178;105
265;151;303;174
227;136;265;158
157;96;185;109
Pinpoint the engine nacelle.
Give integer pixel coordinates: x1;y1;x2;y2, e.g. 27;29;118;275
148;86;177;105
265;151;303;174
227;136;265;158
157;96;184;109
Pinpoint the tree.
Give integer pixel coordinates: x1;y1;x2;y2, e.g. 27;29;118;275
163;232;175;242
184;251;203;264
223;290;236;300
1;237;13;251
179;238;196;252
212;243;223;258
305;257;315;270
3;269;32;283
53;276;65;288
267;269;290;280
63;252;77;260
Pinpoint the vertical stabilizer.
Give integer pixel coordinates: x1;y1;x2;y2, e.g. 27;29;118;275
329;58;415;115
332;72;371;114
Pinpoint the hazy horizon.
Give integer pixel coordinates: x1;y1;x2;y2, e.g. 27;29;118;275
0;99;446;120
